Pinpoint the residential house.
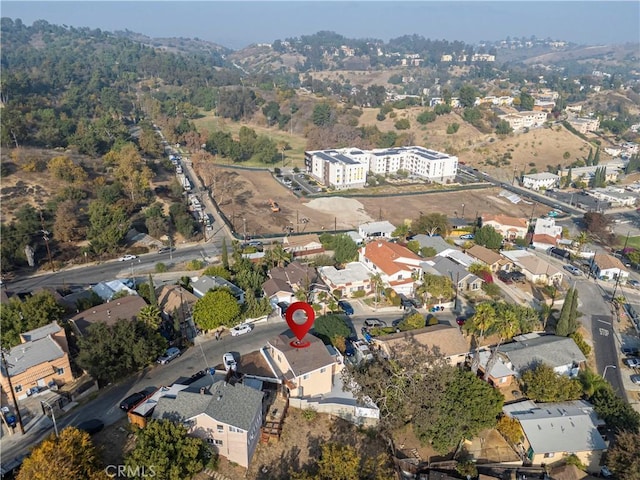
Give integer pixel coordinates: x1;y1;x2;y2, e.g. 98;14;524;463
466;245;511;272
423;256;483;293
501;250;564;286
282;234;324;257
152;377;264;469
359;240;423;296
0;322;73;401
498;111;548;131
317;262;372;298
558;164;623;184
503;399;607;472
591;253;629;281
476;350;517;388
344;231;364;245
437;248;476;268
521;172;560;191
266;262;326;303
449;217;471;231
191;276;245;304
264;331;341;398
69;295;148;336
410;234;451;255
498;334;586;377
358;221;396;241
482;214;529;240
156;285;199;340
372;324;470;366
91;279;137;301
567;117;600;134
531;217;563;251
588;187;638;208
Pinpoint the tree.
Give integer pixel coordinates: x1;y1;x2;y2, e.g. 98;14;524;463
104;143;153;203
495;120;512;135
593;146;601;165
313;314;351;345
220;238;229;269
77;320;166;385
458;84;478;108
577;368;608;398
419;246;437;258
521;364;583;402
416;110;436;125
413;213;450;237
417;273;454;306
392;224;410;242
137;304;162;330
496;416;523;445
202;265;232;280
312;103;333;127
126;420;209;480
87;200;129;254
17;427;108;480
564;167;573;188
519;91;534;111
192;289;241;331
591;385;640;432
333;234;358;264
397;312;425;331
606;430;640;479
406;240;420;254
394;118;410;130
556;288;580;336
583;212;610;240
474;225;503;249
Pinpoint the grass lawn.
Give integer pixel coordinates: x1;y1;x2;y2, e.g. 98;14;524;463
620;235;640;250
192;112;307;169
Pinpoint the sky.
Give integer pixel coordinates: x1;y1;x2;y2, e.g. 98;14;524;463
2;1;639;50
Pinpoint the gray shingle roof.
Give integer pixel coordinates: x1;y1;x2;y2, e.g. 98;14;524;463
152;380;263;431
2;336;64;376
410;235;452;254
20;321;61;342
499;335;586;372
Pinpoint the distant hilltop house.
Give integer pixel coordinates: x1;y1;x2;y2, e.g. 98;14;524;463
558;163;623;184
499;111;548;131
567;116;600;134
304;146;458;190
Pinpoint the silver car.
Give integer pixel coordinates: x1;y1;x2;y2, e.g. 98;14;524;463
157;347;181;365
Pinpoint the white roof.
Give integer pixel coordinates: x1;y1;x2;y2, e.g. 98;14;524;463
318;262;371;285
478;350;516;378
523;172;559;180
359;221;396;235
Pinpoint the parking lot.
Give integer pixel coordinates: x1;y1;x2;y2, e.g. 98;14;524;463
544;189;609;212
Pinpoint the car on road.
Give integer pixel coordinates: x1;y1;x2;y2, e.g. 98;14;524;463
119;391;147;411
624;357;640;368
456;317;466;326
230;323;253;337
563;265;582;276
118;254;138;261
460;234;475;240
628;279;640;288
631;374;640;385
223;353;237;372
157;347;181;365
248;240;263;248
157;246;175;254
338;300;354;315
364;318;386;328
76;419;105;435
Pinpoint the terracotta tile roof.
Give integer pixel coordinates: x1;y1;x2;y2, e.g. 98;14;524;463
593;253;626;271
483;214;528;229
532;233;559;245
362;240;422;276
467;245;503;265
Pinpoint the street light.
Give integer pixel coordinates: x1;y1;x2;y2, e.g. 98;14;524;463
40;398;58;438
603;364;616;378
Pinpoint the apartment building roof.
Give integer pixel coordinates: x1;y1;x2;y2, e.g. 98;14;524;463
1;336;65;377
20;321;62;343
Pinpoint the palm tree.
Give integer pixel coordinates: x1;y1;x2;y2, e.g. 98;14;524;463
578;368;608;397
393;224;410;243
483;309;519;381
267;244;291;268
137;304;162;330
575;231;590;252
369;273;384;309
463;303;498;374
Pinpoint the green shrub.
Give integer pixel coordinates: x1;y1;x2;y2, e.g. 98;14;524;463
352;290;366;298
570;332;592;356
302;408;318;422
446;123;460;134
186;259;205;271
155;262;168;273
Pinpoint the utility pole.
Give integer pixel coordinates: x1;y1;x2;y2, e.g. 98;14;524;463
0;350;25;434
39;210;55;272
243;218;247;242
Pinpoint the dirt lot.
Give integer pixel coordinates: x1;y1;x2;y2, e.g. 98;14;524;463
214;167;536;238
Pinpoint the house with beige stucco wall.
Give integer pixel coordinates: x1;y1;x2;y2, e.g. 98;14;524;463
0;322;73;401
264;331;342;398
152;377;264;469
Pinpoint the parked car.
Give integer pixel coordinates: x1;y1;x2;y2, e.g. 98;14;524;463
624;357;640;368
364;318;386;328
230;323;253;337
223;353;237;372
344;341;355;357
622;346;640;356
510;271;526;283
119;391;147;411
1;408;17;429
118;254;138;262
563;265;582;276
157;347;181;365
456;317;466;326
628;279;640;288
497;271;513;284
391;318;403;328
76;419;105;435
338;300;354;316
631;374;640;385
460;234;475;240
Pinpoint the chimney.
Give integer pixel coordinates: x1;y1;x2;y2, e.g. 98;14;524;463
199;387;205;395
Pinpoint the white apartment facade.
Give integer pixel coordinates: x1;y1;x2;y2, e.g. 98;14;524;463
521;172;560;191
499;111;548;131
567;117;600;134
305;146;458;189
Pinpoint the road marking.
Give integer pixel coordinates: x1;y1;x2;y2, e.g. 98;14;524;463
106;406;115;415
599;328;610;337
597;318;612;325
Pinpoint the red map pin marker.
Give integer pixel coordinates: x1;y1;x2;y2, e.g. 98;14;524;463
285;302;315;348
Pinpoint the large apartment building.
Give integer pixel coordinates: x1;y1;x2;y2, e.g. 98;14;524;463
499;111;548;131
305;146;458;189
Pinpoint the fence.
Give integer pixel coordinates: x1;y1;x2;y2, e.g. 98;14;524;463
288;397;379;427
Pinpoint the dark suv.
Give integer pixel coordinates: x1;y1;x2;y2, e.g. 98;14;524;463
510;271;526;283
119;391;147;411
